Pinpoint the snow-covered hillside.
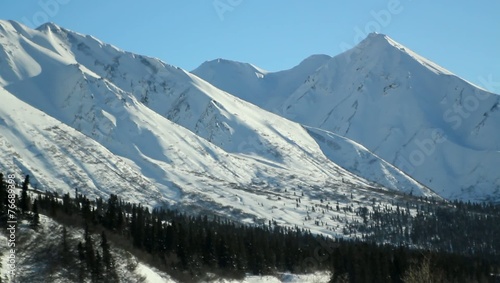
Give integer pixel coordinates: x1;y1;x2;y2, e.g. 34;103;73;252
193;33;500;202
0;20;437;238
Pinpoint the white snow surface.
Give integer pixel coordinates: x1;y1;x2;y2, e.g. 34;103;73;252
136;262;176;283
203;272;331;283
193;33;500;202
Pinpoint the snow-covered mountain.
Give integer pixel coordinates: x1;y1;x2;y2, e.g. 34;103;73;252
0;20;437;236
193;33;500;202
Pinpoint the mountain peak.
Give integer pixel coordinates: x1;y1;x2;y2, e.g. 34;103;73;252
367;32;388;38
366;31;386;38
344;33;455;76
36;22;63;32
357;32;400;50
204;58;245;66
194;58;268;79
206;58;267;73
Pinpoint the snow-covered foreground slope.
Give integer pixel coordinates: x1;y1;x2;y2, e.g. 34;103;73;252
203;272;330;283
193;33;500;202
0;215;171;282
0;20;436;237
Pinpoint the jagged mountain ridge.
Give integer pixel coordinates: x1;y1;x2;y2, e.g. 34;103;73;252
193;33;500;202
0;20;434;236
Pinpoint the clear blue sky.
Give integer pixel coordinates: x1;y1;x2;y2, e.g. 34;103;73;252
0;1;499;92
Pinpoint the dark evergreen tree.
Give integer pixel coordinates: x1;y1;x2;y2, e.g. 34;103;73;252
77;241;85;282
104;194;119;230
61;227;70;262
84;224;96;274
82;198;91;222
92;251;103;283
100;231;118;281
20;174;30;214
62;193;72;215
0;173;5;215
31;199;40;229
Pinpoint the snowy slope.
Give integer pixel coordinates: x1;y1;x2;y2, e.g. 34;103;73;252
304;126;434;196
193;33;500;202
0;20;438;237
